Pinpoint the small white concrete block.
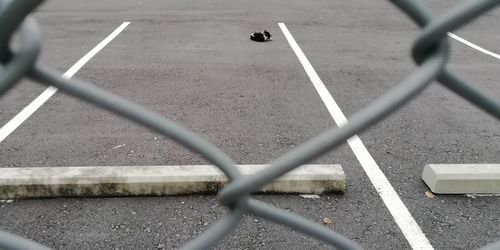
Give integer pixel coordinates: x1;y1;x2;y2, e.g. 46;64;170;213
422;164;500;194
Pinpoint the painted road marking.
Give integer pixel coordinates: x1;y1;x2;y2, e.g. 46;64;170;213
0;22;130;143
279;22;433;250
448;33;500;60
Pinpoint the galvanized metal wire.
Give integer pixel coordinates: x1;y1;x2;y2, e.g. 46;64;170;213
1;0;499;249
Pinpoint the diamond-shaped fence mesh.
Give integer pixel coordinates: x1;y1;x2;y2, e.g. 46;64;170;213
1;0;499;249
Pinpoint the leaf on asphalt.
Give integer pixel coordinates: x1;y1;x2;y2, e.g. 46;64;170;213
425;191;435;198
322;217;332;224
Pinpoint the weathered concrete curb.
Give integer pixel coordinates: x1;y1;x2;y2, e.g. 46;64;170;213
422;164;500;194
0;164;345;198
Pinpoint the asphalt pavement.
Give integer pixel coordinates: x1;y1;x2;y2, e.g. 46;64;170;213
0;0;499;249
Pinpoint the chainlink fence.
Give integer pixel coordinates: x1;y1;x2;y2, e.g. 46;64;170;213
1;0;500;249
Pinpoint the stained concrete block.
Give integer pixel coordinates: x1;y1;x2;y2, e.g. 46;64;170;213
0;164;345;199
422;164;500;194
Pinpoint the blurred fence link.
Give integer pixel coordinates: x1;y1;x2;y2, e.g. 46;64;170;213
1;0;499;249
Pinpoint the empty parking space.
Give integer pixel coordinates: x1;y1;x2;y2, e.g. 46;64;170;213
0;0;499;249
279;2;500;249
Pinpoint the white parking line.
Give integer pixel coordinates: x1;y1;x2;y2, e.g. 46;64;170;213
279;23;433;250
0;22;130;143
448;32;500;60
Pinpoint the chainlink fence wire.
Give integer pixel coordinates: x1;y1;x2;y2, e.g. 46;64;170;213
1;0;500;249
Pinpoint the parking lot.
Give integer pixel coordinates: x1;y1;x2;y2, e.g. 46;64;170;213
0;0;499;249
